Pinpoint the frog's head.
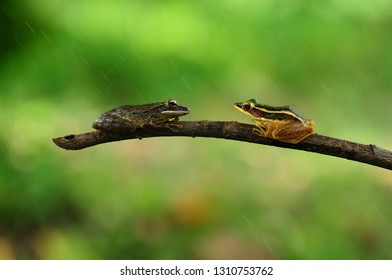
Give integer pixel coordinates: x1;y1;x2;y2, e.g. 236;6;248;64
233;99;259;118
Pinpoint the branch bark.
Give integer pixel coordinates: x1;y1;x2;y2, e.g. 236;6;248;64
52;120;392;171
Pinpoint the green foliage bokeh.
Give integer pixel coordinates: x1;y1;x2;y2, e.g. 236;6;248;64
1;0;392;259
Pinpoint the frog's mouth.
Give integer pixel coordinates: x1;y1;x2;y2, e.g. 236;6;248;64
161;109;190;116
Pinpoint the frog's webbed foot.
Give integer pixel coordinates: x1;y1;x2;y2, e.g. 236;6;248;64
164;120;182;132
144;119;182;132
252;126;267;138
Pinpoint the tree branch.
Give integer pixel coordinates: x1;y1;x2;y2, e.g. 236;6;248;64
52;120;392;171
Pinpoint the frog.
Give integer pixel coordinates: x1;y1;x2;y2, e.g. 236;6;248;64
92;99;190;134
234;99;314;144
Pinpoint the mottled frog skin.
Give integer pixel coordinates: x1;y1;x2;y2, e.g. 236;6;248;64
93;99;190;134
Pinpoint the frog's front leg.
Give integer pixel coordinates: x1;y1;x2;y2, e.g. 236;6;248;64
252;123;268;138
92;115;137;134
164;120;183;132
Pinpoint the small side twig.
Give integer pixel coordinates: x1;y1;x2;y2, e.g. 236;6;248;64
52;120;392;171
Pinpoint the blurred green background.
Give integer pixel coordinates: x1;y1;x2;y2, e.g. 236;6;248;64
1;0;392;259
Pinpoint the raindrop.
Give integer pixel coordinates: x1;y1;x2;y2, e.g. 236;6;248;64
116;65;123;74
25;21;36;34
169;58;180;71
130;46;143;60
78;54;91;68
99;71;109;82
376;75;386;85
384;248;392;257
181;76;192;90
221;25;231;34
40;30;52;44
13;36;23;46
261;236;274;253
317;78;331;96
242;214;253;228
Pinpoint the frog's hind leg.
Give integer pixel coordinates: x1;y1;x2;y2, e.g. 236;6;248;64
93;115;137;134
272;121;314;144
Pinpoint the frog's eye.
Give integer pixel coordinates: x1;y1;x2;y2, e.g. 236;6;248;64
167;99;177;108
242;102;251;111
